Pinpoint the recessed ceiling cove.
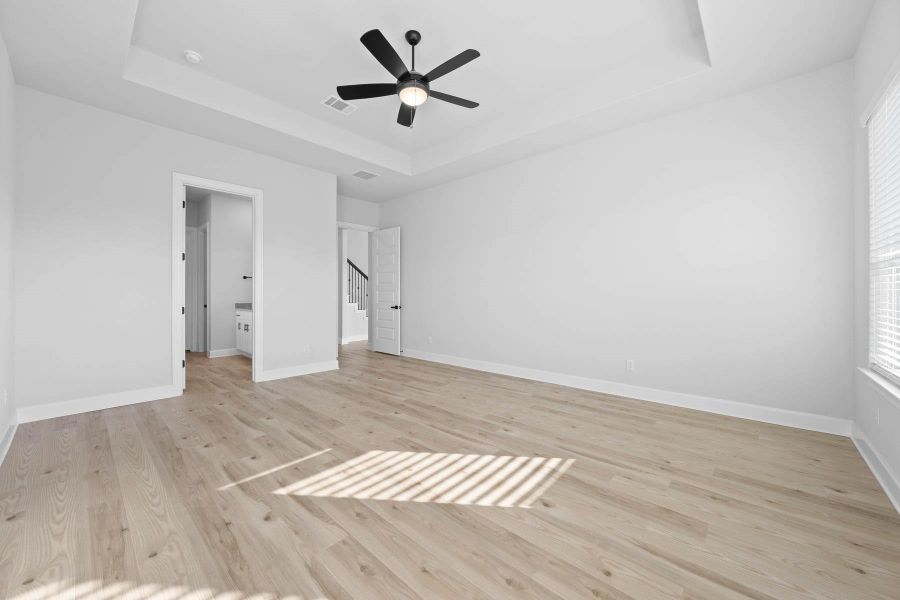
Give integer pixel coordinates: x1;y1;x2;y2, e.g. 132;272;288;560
130;0;710;154
0;0;874;201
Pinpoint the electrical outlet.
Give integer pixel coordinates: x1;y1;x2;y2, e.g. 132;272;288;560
303;344;311;354
427;335;433;345
626;359;635;373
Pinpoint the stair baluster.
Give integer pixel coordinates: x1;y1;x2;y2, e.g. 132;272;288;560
347;259;368;313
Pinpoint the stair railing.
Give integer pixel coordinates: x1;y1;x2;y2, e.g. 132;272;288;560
347;259;368;312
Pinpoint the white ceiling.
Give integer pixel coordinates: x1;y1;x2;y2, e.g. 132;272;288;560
185;187;209;204
132;0;709;154
185;186;251;203
0;0;874;202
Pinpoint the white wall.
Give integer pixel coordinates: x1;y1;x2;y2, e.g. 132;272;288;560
208;193;252;352
381;62;855;423
14;87;337;412
0;31;15;451
186;197;204;227
852;0;900;509
345;228;368;274
338;195;379;228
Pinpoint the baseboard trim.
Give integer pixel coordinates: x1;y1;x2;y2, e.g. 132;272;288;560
208;348;241;358
0;422;18;468
852;423;900;515
10;359;339;424
255;360;339;383
16;385;182;423
402;349;852;436
341;335;368;344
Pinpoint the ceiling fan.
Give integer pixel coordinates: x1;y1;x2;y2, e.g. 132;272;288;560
336;29;480;127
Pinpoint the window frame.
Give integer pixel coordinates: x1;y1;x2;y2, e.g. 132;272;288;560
868;70;900;388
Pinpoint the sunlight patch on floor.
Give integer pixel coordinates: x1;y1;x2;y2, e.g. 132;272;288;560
218;449;332;491
272;450;575;507
8;580;327;600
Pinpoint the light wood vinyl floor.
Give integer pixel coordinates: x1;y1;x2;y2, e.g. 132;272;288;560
0;343;898;599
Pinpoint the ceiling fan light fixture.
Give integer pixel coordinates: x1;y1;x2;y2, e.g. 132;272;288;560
398;80;428;106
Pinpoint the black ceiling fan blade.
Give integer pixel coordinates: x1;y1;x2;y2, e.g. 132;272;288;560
430;90;479;108
424;49;480;82
398;103;416;127
360;29;409;80
336;83;397;100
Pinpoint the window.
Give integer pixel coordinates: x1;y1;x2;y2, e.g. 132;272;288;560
869;72;900;384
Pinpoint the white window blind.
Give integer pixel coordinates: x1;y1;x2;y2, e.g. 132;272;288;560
869;71;900;383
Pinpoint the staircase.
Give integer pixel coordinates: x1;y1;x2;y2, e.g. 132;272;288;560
347;259;368;312
343;259;368;343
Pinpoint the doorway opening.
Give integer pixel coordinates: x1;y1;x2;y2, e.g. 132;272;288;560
335;223;401;356
174;174;263;389
340;227;371;345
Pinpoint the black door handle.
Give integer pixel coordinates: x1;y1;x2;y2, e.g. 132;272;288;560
390;305;402;309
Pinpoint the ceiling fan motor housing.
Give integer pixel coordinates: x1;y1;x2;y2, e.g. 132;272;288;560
397;71;429;93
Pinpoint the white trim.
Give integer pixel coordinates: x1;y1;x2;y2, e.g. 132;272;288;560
251;185;264;381
869;363;900;394
860;51;900;127
173;173;264;384
858;367;900;412
402;349;852;436
172;176;185;390
208;348;242;358
255;361;339;382
337;221;378;232
16;385;181;424
0;422;18;468
852;423;900;515
341;334;368;344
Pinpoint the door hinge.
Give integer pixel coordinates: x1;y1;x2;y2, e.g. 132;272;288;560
182;252;185;261
183;200;186;208
182;359;185;368
181;306;185;315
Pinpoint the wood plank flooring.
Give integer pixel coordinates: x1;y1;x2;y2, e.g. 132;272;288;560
0;342;898;599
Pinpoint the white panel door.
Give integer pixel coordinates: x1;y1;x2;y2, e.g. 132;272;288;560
371;227;401;355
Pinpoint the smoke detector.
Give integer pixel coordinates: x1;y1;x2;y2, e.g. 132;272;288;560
352;170;378;180
183;50;203;65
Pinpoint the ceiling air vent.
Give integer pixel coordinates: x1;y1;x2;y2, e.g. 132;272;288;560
352;170;378;180
322;95;358;115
